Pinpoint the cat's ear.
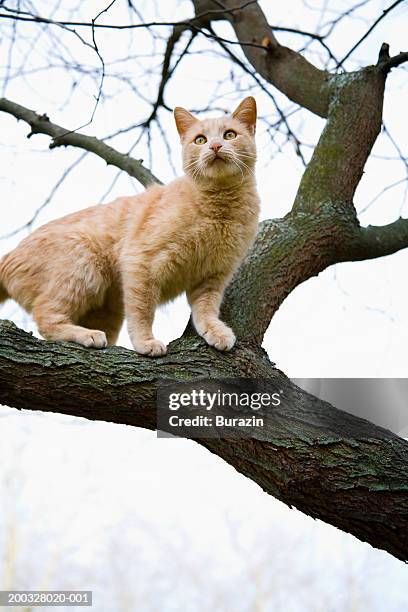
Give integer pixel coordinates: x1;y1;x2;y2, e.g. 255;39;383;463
174;107;197;138
232;96;257;134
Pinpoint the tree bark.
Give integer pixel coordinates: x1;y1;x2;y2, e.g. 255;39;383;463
0;320;407;561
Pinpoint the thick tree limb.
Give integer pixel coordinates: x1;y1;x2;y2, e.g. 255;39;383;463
0;98;160;188
293;67;385;213
222;209;408;344
222;213;348;343
192;1;408;121
0;320;407;562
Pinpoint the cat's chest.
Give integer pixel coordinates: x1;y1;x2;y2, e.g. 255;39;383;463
190;218;243;263
153;190;259;301
182;213;256;281
157;219;253;303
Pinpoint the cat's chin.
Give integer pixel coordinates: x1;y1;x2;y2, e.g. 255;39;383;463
197;160;247;183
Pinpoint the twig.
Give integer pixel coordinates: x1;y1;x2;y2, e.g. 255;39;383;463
336;0;405;67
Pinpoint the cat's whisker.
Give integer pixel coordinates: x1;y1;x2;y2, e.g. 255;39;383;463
185;157;201;167
233;156;256;179
236;156;256;165
238;163;255;178
192;159;206;182
235;152;257;162
184;159;201;171
221;151;255;179
191;164;201;181
227;156;246;184
235;149;256;156
234;154;254;168
232;150;255;165
184;158;207;182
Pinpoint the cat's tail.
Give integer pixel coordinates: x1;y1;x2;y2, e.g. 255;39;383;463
0;259;9;305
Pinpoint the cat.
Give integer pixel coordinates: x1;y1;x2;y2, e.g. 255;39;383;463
0;97;260;357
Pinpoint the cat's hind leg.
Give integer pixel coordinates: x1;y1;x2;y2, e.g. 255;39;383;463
0;258;9;304
0;280;8;305
78;284;124;346
32;298;108;348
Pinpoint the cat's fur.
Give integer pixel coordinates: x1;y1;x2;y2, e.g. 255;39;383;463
0;97;260;356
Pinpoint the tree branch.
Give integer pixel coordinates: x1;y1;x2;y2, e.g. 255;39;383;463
192;0;331;117
0;98;161;187
221;215;340;342
378;50;408;73
0;319;407;562
0;1;259;30
347;217;408;261
222;208;408;344
337;0;405;68
144;25;196;126
293;66;386;213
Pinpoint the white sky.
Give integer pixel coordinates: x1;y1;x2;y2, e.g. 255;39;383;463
0;1;407;609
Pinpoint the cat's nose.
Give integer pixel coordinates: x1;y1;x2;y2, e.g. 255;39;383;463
210;142;222;153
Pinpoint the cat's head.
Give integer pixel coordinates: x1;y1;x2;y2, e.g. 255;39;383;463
174;97;257;184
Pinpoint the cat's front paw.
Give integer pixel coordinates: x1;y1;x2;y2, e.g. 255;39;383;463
202;322;236;351
132;337;167;357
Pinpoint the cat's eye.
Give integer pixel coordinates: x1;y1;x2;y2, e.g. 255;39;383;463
194;135;207;145
224;130;237;140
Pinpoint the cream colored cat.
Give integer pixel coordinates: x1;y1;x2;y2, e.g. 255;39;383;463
0;97;260;356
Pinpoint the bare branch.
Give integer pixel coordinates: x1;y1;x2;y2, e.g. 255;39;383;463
337;0;405;68
145;25;197;126
209;28;308;163
0;1;258;30
0;98;161;187
377;47;408;73
192;0;331;117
